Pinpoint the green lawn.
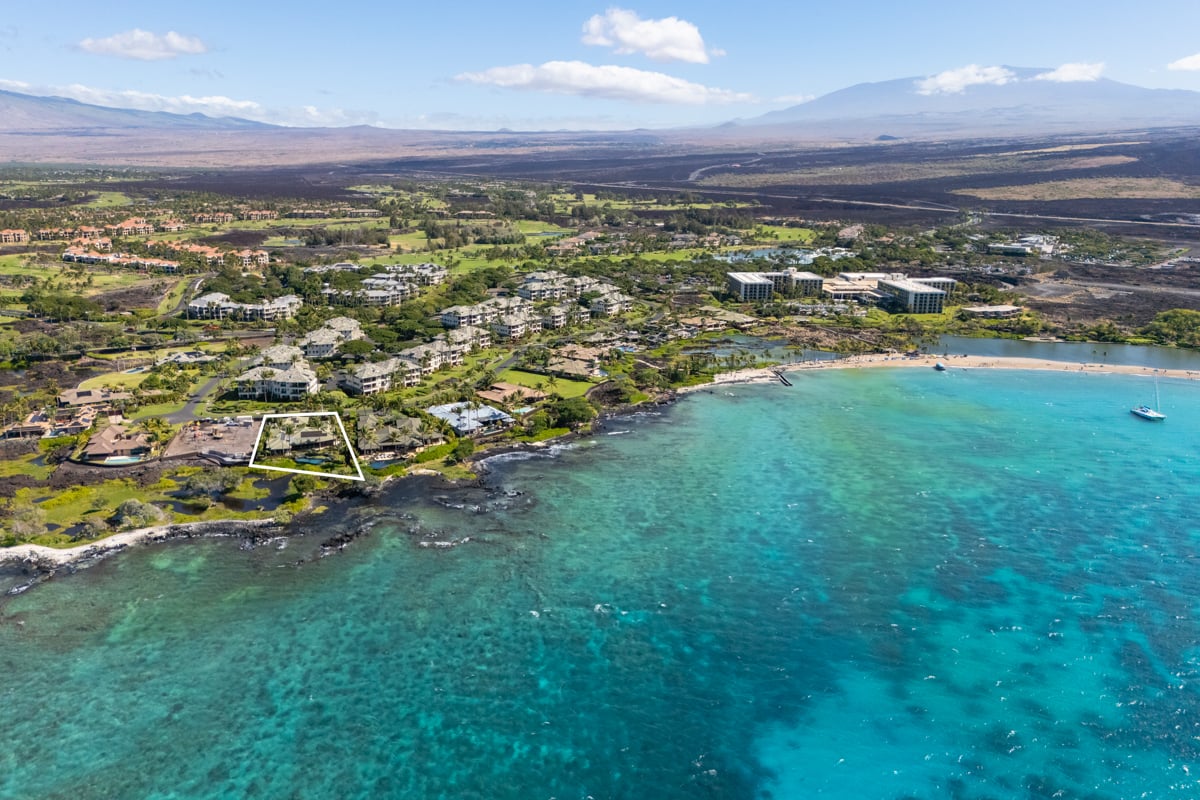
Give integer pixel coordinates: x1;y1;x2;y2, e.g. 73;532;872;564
753;225;817;243
83;191;132;208
514;220;575;235
156;277;191;315
130;400;188;420
497;369;594;399
389;231;433;251
78;369;152;390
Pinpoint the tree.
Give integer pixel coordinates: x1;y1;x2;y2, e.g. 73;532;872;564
111;499;164;531
447;438;475;464
547;397;596;428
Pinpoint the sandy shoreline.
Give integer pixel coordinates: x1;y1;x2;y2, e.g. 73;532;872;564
4;351;1192;577
1;518;280;572
676;353;1200;394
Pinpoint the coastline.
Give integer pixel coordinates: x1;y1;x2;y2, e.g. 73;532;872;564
5;350;1194;578
675;352;1200;394
1;518;282;585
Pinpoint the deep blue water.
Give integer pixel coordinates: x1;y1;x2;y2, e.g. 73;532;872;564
2;367;1199;798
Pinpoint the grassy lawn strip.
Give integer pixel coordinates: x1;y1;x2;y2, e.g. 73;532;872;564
79;369;152;390
496;368;594;399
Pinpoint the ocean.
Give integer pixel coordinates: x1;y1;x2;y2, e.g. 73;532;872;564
2;366;1199;799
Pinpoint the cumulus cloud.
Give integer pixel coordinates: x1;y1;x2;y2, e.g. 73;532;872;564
78;29;207;61
915;65;1016;95
1034;62;1105;82
457;60;754;105
582;8;715;63
1167;52;1200;71
0;78;378;126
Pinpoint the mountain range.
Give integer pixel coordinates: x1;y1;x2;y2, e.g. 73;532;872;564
1;68;1198;166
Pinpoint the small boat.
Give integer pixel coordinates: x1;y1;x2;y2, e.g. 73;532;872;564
1130;405;1166;421
934;361;947;371
1131;374;1166;421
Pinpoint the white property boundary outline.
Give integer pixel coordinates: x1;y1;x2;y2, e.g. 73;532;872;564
248;411;365;482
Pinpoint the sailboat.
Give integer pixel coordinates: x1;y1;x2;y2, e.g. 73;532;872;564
1131;374;1166;421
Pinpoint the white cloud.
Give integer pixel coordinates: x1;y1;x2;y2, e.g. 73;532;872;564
0;79;378;127
78;29;208;61
1167;52;1200;71
1034;62;1105;82
772;93;815;105
457;60;754;105
581;8;715;63
915;65;1016;95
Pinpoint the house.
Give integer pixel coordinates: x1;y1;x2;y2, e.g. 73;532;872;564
355;410;445;455
57;387;132;408
476;382;548;406
263;425;337;454
241;210;278;221
83;424;152;461
426;402;514;437
157;219;187;233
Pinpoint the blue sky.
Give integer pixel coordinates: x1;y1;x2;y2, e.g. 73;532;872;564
2;1;1199;130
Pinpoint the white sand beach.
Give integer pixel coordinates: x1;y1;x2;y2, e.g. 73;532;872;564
676;353;1200;394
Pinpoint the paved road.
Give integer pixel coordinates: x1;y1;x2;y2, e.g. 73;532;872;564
165;374;224;424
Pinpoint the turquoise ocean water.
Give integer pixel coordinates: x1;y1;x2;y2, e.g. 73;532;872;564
3;366;1200;799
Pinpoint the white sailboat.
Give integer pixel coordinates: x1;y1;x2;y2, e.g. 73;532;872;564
1131;373;1166;421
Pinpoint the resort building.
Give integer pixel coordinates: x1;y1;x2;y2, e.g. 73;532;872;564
0;229;29;244
343;358;422;395
493;312;543;341
728;268;825;300
726;272;776;301
876;278;950;314
236;363;319;401
381;262;447;285
186;292;302;321
233;249;270;267
105;218;156;237
438;325;492;352
254;344;305;370
299;318;363;359
400;341;463;375
194;212;235;224
298;329;344;359
590;290;632;317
